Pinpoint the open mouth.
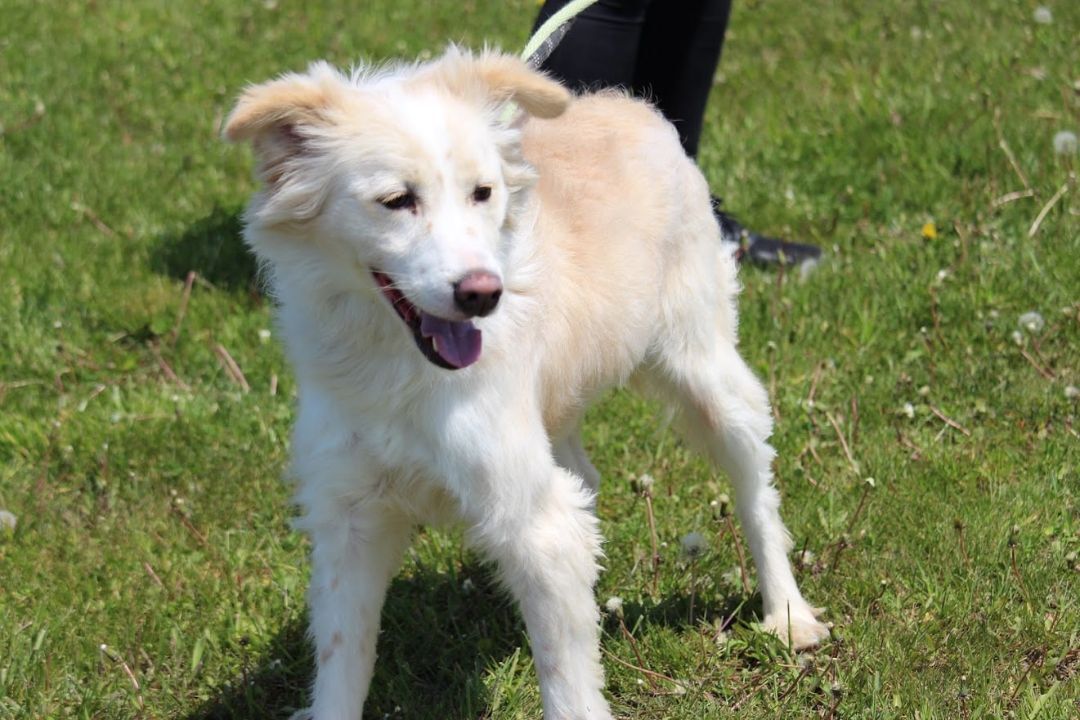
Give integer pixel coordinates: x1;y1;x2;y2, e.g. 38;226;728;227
372;271;482;370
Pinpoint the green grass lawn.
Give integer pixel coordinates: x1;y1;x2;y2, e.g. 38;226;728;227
1;1;1077;717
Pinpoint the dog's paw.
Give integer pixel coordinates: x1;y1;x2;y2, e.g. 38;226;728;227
762;605;829;650
287;708;313;720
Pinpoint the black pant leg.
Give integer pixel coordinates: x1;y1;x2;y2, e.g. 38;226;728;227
534;0;652;92
633;0;732;157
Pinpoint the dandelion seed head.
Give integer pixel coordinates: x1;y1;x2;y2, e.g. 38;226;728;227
680;531;708;560
1011;330;1024;346
1053;130;1077;156
1033;6;1052;25
461;578;475;593
1065;385;1079;400
637;473;655;492
1018;311;1045;334
722;566;743;587
258;328;272;343
604;596;624;615
0;510;16;531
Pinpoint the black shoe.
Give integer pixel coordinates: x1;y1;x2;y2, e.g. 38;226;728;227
712;197;822;267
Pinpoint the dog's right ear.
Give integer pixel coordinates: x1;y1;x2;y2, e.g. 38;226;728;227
223;64;344;187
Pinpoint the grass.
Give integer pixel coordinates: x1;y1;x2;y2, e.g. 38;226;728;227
1;0;1077;717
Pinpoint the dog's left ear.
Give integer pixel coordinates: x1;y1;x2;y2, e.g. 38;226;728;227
471;54;570;119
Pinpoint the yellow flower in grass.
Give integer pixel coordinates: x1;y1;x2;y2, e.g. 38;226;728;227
921;221;938;240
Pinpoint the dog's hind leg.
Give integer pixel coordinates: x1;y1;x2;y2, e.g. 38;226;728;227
293;494;413;720
642;339;828;650
553;422;601;495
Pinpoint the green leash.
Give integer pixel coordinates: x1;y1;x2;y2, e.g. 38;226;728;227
521;0;599;66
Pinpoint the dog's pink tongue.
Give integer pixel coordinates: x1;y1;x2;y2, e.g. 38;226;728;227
419;313;482;369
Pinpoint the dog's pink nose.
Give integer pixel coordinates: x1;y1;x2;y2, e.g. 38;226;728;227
453;270;502;318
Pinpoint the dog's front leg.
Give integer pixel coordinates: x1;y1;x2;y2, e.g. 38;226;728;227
467;463;612;720
296;497;413;720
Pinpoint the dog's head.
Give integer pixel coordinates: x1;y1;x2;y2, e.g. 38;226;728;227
224;49;569;370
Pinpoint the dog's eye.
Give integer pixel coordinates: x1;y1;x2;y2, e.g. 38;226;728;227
472;185;492;203
379;191;417;211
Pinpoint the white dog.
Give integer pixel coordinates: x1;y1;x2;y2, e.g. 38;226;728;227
225;48;827;720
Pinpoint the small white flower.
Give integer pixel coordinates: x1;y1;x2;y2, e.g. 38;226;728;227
604;596;624;615
1018;311;1045;334
1053;130;1077;156
1065;385;1079;400
258;328;272;343
1033;6;1052;25
0;510;17;531
1011;330;1025;346
902;402;915;419
680;531;708;560
864;477;876;488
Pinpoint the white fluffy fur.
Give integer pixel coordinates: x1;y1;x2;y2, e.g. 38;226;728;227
225;48;827;720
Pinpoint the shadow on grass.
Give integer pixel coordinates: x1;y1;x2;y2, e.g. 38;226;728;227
185;563;523;720
152;205;261;296
186;559;759;720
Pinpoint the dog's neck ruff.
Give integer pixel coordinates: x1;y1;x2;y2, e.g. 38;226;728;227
371;271;482;370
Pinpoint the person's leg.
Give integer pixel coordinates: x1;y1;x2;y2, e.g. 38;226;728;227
533;0;652;92
630;1;820;265
633;0;732;158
